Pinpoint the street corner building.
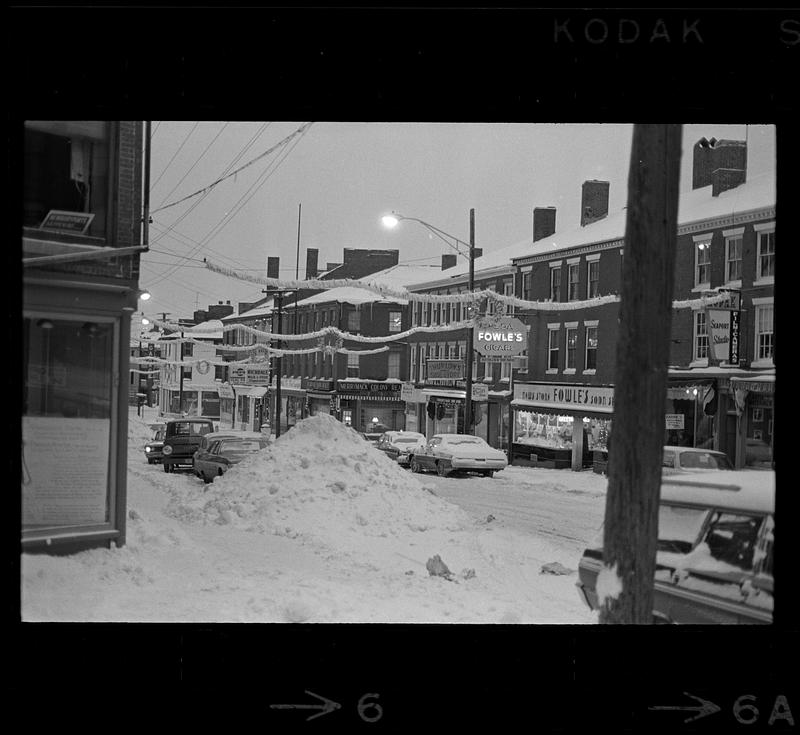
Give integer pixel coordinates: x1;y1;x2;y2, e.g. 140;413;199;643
22;121;148;553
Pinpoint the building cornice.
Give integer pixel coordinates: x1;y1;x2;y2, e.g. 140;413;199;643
514;239;624;267
407;264;515;292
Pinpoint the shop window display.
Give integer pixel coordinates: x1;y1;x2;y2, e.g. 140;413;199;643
514;411;611;452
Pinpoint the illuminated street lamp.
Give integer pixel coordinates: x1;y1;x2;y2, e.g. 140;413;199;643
382;209;477;433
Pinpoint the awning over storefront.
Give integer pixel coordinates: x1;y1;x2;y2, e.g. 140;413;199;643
729;375;775;393
339;393;403;401
232;385;268;398
421;388;466;399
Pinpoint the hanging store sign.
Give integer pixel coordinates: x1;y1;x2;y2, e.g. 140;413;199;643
729;310;740;364
474;316;527;357
228;364;270;385
218;382;235;399
39;210;95;235
707;309;740;364
426;359;464;381
513;382;615;413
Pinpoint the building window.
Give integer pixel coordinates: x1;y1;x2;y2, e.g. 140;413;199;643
23;121;111;239
443;300;451;324
425;302;432;326
483;354;492;379
550;266;561;301
387;350;401;379
503;279;514;314
587;258;600;298
694;238;711;287
346;308;361;333
754;301;774;363
500;358;512;381
433;301;441;325
347;352;359;378
756;226;775;281
522;271;532;301
548;326;560;371
418;345;426;381
724;229;743;283
389;310;402;333
585;326;598;370
410;347;417;382
566;326;578;370
568;263;580;301
694;310;709;361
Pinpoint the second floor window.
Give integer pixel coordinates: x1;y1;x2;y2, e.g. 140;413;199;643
694;310;709;361
550;266;561;301
695;241;711;287
725;235;743;282
755;303;774;362
757;228;775;280
566;327;578;369
389;311;402;333
503;280;514;314
347;308;361;333
585;326;598;370
522;271;532;301
548;328;560;370
568;264;580;301
587;259;600;298
387;350;401;379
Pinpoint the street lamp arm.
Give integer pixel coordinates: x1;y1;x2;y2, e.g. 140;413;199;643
387;213;471;260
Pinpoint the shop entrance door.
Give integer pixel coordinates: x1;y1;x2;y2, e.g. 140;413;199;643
724;412;737;466
487;403;499;448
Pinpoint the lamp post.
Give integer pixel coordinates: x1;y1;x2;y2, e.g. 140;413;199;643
382;209;476;434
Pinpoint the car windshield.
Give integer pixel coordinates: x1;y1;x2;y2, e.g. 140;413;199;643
393;437;422;444
657;505;710;555
170;422;213;436
678;451;732;470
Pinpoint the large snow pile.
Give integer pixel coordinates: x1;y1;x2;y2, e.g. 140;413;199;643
163;413;472;554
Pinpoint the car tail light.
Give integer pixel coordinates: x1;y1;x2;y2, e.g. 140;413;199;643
162;445;173;455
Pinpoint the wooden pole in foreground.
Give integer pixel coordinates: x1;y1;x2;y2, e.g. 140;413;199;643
599;124;682;625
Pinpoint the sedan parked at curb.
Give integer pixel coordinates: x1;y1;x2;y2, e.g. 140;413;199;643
409;433;508;478
375;430;426;467
576;470;775;624
193;433;270;484
662;445;733;475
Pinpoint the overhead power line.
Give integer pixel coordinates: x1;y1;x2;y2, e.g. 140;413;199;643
151;121;314;215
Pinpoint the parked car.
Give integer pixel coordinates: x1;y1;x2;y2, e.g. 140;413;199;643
576;470;775;624
361;422;391;443
409;433;508;478
193;433;270;483
144;422;166;464
162;417;216;473
662;445;733;474
375;430;426;467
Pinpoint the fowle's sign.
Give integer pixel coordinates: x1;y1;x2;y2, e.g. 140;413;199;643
513;382;615;413
474;316;527;357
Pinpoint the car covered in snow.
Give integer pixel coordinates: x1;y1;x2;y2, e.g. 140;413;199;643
143;422;166;464
193;432;271;483
661;445;733;474
575;470;775;624
161;417;216;473
409;433;508;478
374;430;427;466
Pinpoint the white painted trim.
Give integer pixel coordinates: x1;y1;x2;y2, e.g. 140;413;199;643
584;319;599;327
565;321;578;328
722;279;743;290
586;252;601;262
567;256;580;265
549;260;562;268
754;277;775;287
692;232;714;243
582;369;597;376
563;368;576;375
723;226;745;237
546;368;559;375
753;221;775;232
752;296;774;306
547;323;561;329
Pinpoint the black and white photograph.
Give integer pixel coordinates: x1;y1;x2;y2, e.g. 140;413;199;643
10;5;796;731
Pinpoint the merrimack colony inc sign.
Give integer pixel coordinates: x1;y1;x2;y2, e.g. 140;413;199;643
473;316;527;358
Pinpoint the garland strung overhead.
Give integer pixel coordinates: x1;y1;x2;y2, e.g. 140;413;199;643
203;258;732;312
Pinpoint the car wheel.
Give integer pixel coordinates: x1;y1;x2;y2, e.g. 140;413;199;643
147;459;154;464
436;462;450;477
484;470;495;478
202;472;212;484
409;457;420;473
163;463;171;473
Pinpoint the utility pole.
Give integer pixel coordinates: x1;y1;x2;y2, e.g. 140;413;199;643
178;326;185;415
600;123;682;625
275;292;283;438
463;208;475;434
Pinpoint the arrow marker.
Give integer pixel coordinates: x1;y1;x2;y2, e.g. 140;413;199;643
270;690;341;721
649;691;721;723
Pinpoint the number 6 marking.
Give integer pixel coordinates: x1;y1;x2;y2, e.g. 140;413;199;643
358;693;383;723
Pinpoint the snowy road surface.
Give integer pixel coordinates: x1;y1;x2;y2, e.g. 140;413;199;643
21;410;606;623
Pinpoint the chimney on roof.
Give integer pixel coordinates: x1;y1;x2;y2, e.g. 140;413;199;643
692;137;747;191
266;256;280;280
441;253;457;270
533;206;557;242
305;248;319;279
580;180;610;226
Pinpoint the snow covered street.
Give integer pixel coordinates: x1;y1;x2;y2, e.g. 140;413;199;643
21;408;606;623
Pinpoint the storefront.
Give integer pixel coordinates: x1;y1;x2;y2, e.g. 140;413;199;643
270;377;306;434
726;374;775;469
303;378;336;417
336;380;405;433
664;380;717;449
511;382;614;471
232;385;268;432
218;382;236;430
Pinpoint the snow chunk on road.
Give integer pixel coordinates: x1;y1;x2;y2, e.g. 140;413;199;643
164;414;471;550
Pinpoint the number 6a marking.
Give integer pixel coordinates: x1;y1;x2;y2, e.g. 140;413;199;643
358;693;383;723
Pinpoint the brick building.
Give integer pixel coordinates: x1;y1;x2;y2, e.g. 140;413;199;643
22;121;147;552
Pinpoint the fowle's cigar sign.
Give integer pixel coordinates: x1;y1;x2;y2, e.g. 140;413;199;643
707;308;740;364
474;316;527;357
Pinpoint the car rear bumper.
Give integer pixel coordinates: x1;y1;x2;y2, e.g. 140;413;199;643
450;459;507;470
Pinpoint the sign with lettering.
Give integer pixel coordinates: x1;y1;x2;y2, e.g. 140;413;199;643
302;378;335;392
729;310;740;364
39;209;95;234
336;381;401;396
474;317;527;357
471;383;488;401
707;309;732;362
665;413;685;430
513;382;615;414
229;364;270;385
426;359;464;381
